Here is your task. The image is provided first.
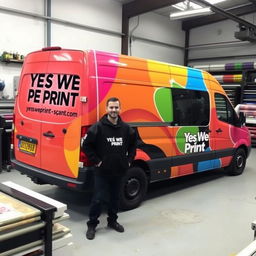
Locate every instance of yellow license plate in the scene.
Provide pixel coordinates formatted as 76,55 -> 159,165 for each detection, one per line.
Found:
19,140 -> 36,154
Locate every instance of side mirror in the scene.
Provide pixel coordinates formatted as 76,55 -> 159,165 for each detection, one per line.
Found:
239,112 -> 246,125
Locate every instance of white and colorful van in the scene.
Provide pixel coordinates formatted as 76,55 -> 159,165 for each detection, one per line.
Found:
11,47 -> 251,210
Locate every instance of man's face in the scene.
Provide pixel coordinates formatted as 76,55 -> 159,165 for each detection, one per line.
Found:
106,101 -> 120,119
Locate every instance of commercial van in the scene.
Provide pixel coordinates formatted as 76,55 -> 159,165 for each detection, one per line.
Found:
11,47 -> 251,210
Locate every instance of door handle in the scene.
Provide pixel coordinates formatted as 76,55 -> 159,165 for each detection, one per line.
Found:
43,131 -> 55,138
216,128 -> 223,133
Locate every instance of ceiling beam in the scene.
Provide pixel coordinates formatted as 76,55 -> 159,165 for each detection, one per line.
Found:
182,4 -> 256,30
248,0 -> 256,6
123,0 -> 183,18
195,0 -> 256,28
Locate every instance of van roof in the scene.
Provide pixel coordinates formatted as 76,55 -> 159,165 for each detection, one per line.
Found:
27,47 -> 207,74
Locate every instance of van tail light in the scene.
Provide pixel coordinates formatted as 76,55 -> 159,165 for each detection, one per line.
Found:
80,126 -> 93,167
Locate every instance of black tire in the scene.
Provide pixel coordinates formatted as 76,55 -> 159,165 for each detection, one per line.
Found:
225,148 -> 246,176
119,167 -> 148,210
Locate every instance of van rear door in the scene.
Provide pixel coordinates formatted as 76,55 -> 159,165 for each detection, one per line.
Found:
15,61 -> 49,169
15,48 -> 85,179
40,50 -> 84,178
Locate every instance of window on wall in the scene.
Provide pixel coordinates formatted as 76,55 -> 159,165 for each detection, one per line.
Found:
172,88 -> 210,126
215,93 -> 237,125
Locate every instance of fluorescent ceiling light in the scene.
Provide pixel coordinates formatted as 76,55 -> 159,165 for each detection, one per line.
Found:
173,0 -> 227,11
173,1 -> 201,11
206,0 -> 227,4
170,7 -> 212,20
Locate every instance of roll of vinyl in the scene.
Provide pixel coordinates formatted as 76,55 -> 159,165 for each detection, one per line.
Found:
194,62 -> 256,72
214,74 -> 242,83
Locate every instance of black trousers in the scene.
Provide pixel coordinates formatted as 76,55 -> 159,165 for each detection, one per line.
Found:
87,174 -> 122,226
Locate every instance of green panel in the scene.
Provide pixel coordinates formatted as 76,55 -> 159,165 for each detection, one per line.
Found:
234,63 -> 242,70
176,126 -> 199,153
154,88 -> 173,122
171,80 -> 185,89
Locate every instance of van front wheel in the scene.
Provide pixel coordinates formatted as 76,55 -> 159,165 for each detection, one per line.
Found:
225,148 -> 246,176
119,167 -> 148,211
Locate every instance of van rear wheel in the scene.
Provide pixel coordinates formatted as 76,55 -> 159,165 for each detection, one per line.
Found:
119,167 -> 148,210
225,148 -> 246,176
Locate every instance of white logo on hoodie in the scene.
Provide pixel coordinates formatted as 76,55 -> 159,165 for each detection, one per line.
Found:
106,137 -> 123,146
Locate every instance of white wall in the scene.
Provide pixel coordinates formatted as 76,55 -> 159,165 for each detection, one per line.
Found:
129,13 -> 185,64
188,12 -> 256,66
0,0 -> 45,99
0,0 -> 185,99
0,0 -> 123,99
51,0 -> 122,52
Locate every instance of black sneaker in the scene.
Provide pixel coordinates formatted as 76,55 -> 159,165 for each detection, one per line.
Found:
107,222 -> 124,233
86,225 -> 96,240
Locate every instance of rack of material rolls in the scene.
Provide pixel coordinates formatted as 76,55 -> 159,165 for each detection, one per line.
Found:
0,112 -> 13,172
240,69 -> 256,104
0,181 -> 73,256
236,104 -> 256,147
193,61 -> 256,107
213,74 -> 242,106
0,100 -> 15,110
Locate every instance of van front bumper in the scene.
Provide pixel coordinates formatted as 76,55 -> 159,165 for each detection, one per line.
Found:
11,155 -> 94,191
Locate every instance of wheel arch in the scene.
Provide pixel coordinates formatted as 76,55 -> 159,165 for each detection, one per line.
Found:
132,159 -> 150,181
237,144 -> 249,158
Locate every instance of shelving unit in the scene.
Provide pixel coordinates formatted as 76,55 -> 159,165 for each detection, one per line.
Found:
239,71 -> 256,146
193,62 -> 256,147
0,100 -> 14,110
193,63 -> 245,106
0,112 -> 13,172
240,70 -> 256,104
212,72 -> 242,106
0,59 -> 23,64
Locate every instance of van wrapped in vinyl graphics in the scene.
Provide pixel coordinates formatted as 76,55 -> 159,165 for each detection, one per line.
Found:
11,47 -> 251,210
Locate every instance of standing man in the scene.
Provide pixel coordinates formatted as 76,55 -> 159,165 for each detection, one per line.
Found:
82,97 -> 137,240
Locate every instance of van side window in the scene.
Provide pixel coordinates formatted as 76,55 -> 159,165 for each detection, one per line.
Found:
215,93 -> 237,125
172,88 -> 210,126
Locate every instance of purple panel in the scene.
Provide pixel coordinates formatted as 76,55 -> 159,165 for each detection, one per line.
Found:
242,62 -> 254,69
225,63 -> 234,70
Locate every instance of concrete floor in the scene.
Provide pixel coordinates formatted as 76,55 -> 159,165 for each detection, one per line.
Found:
1,149 -> 256,256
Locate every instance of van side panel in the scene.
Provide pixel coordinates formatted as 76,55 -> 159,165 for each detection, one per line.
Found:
92,52 -> 216,179
91,51 -> 250,181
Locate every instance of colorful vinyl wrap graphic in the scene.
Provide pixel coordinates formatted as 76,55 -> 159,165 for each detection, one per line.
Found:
90,51 -> 250,178
15,49 -> 251,180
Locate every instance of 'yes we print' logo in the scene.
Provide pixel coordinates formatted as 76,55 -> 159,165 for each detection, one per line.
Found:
106,137 -> 123,146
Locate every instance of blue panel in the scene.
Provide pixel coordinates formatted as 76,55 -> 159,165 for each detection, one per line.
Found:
197,147 -> 222,171
212,158 -> 221,169
197,160 -> 212,172
186,68 -> 207,91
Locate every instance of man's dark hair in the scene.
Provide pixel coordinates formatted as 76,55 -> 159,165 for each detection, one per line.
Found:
106,97 -> 120,106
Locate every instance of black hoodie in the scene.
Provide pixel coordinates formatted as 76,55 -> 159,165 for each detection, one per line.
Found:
82,114 -> 137,176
